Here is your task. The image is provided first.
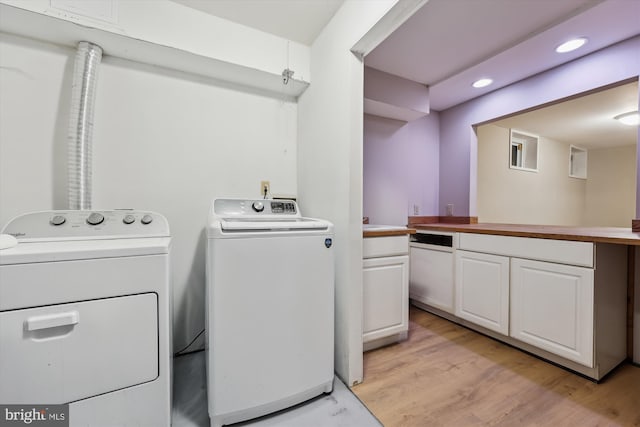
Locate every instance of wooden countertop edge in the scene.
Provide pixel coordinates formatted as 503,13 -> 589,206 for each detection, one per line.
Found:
363,228 -> 417,238
412,223 -> 640,245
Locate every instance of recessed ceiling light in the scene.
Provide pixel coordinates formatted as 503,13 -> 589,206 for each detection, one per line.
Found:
614,111 -> 640,126
555,37 -> 588,53
472,78 -> 493,88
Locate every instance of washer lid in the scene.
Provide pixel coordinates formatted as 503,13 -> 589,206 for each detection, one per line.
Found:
207,198 -> 333,237
220,217 -> 329,232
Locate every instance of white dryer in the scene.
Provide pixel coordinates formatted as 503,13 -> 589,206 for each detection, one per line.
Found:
0,210 -> 172,426
206,199 -> 335,427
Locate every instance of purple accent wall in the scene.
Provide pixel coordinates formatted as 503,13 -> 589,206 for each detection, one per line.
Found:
439,36 -> 640,217
363,112 -> 440,225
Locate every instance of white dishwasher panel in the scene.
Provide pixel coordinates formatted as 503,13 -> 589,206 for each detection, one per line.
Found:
409,245 -> 455,313
0,293 -> 158,404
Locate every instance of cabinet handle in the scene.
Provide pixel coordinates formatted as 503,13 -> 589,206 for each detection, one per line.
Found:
26,311 -> 79,331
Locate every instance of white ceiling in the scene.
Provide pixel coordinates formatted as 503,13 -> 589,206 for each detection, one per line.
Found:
170,0 -> 639,112
489,81 -> 639,149
170,0 -> 344,45
367,0 -> 597,86
365,0 -> 640,111
170,0 -> 639,147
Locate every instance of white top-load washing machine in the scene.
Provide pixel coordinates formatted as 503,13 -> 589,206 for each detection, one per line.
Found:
0,210 -> 172,426
206,199 -> 334,427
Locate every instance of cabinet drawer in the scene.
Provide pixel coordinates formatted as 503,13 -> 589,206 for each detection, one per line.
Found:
363,235 -> 409,258
458,233 -> 593,267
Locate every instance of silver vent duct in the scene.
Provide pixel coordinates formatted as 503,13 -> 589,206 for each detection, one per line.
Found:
68,41 -> 102,210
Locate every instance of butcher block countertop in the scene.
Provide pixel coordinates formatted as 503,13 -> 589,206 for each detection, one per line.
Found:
412,223 -> 640,246
363,224 -> 417,238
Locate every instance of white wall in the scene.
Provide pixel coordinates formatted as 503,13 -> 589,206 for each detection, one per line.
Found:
0,35 -> 70,219
0,0 -> 310,85
2,0 -> 421,383
584,145 -> 637,227
477,124 -> 585,225
297,0 -> 401,386
0,34 -> 297,353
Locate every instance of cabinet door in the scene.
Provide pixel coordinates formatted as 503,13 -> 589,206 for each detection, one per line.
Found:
511,258 -> 594,367
363,255 -> 409,343
409,247 -> 454,313
455,250 -> 509,335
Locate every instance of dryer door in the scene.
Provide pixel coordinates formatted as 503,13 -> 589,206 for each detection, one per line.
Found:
0,293 -> 158,404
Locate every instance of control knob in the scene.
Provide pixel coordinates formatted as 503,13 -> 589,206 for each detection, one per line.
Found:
141,214 -> 153,225
86,212 -> 105,226
252,201 -> 264,212
123,214 -> 136,225
50,215 -> 66,226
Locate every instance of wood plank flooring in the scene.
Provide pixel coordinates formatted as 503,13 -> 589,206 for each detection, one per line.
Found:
352,306 -> 640,427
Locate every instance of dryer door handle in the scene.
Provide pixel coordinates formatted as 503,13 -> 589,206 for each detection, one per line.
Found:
26,311 -> 79,331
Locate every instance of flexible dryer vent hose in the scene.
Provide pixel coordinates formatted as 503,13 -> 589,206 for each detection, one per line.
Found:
68,41 -> 102,210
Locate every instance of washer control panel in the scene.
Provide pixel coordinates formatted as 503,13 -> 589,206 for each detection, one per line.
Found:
2,210 -> 170,241
270,201 -> 296,214
214,199 -> 298,217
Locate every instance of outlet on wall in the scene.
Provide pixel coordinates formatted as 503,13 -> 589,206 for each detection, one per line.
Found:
260,180 -> 270,197
446,204 -> 454,216
413,204 -> 420,215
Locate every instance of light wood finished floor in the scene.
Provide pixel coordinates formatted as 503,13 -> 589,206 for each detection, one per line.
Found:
353,306 -> 640,427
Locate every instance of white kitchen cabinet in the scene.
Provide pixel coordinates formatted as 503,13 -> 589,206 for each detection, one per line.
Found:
362,234 -> 409,350
364,234 -> 409,258
410,231 -> 627,379
510,258 -> 594,367
444,233 -> 627,379
363,255 -> 409,343
458,232 -> 593,267
455,250 -> 510,335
